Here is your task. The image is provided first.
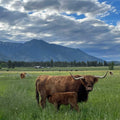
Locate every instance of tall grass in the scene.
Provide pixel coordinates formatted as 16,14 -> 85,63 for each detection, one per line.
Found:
0,70 -> 120,120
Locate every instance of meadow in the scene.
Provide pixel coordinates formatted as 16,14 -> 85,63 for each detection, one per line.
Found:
0,67 -> 120,120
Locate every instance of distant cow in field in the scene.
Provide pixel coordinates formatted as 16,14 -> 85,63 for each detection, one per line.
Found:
20,72 -> 27,79
35,71 -> 112,108
48,92 -> 79,112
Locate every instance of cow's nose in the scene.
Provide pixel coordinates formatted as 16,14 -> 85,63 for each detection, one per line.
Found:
86,87 -> 93,92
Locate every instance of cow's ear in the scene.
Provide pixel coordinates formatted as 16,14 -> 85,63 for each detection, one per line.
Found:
94,78 -> 98,83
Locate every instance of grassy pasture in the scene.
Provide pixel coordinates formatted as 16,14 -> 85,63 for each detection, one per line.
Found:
0,69 -> 120,120
0,66 -> 120,71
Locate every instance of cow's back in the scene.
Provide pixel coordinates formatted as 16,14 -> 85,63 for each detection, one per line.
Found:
36,75 -> 82,98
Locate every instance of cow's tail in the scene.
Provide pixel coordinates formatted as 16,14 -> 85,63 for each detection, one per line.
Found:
35,80 -> 39,105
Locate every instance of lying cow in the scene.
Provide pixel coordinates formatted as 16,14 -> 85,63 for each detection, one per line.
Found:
20,72 -> 27,79
48,92 -> 79,112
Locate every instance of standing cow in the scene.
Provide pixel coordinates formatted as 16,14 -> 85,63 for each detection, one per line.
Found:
35,71 -> 110,108
48,92 -> 79,112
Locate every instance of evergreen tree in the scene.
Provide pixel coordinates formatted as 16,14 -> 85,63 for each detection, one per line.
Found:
1,63 -> 8,67
7,60 -> 12,68
104,61 -> 108,66
109,62 -> 114,70
50,59 -> 54,67
12,62 -> 15,68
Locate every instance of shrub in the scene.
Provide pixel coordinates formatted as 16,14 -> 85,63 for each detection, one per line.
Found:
0,65 -> 1,69
108,62 -> 114,70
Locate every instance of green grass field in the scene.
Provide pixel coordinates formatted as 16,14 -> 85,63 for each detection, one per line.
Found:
0,68 -> 120,120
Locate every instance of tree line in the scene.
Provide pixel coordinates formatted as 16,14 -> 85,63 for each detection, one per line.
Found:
0,60 -> 110,69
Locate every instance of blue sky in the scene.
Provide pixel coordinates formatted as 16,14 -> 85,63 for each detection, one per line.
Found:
62,13 -> 86,19
98,0 -> 120,26
0,0 -> 120,61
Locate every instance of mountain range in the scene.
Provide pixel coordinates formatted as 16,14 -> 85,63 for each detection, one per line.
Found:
0,39 -> 103,62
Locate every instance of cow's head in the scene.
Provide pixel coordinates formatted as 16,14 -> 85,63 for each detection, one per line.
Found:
70,71 -> 110,92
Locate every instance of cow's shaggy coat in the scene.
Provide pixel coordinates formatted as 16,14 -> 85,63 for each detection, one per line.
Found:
48,92 -> 79,111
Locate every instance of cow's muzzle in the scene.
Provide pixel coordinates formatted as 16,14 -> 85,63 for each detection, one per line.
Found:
86,87 -> 93,92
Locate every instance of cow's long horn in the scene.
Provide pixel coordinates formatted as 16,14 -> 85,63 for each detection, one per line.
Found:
94,71 -> 108,79
70,72 -> 84,80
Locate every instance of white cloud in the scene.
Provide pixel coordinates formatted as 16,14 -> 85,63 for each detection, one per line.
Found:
0,0 -> 24,12
0,6 -> 27,25
23,0 -> 114,18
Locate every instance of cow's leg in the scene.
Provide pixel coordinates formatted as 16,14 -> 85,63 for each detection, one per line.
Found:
40,90 -> 47,108
69,99 -> 75,110
36,90 -> 39,105
71,104 -> 79,112
40,95 -> 46,108
54,102 -> 60,111
70,102 -> 80,112
57,104 -> 60,110
70,105 -> 73,110
74,104 -> 79,112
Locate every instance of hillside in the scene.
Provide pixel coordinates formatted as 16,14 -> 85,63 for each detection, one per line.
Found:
0,39 -> 103,62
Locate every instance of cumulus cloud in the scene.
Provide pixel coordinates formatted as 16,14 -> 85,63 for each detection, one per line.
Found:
0,0 -> 119,60
24,0 -> 113,17
24,0 -> 60,11
0,6 -> 27,25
